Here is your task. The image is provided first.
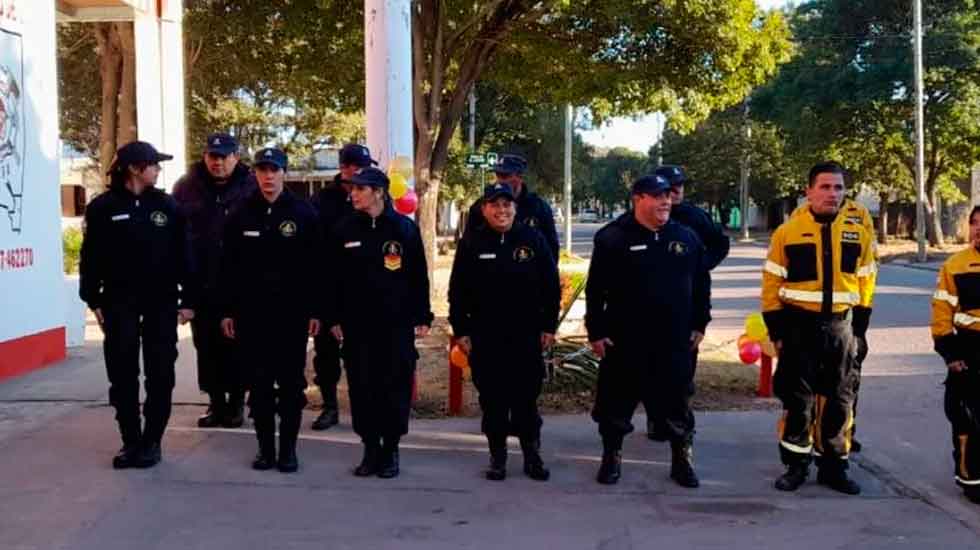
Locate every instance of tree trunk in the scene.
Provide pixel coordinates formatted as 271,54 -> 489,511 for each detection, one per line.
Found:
94,23 -> 122,184
877,191 -> 889,244
116,23 -> 137,145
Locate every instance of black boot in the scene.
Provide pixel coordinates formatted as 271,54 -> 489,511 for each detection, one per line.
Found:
198,393 -> 224,428
311,386 -> 339,431
277,414 -> 300,473
137,441 -> 162,468
486,436 -> 507,481
774,464 -> 809,491
354,439 -> 381,477
597,450 -> 622,485
377,438 -> 400,479
223,392 -> 245,429
112,420 -> 143,469
669,438 -> 699,488
252,433 -> 276,471
817,462 -> 861,495
520,437 -> 550,481
252,414 -> 277,471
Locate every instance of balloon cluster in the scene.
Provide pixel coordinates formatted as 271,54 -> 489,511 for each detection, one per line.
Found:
738,312 -> 776,364
388,155 -> 418,215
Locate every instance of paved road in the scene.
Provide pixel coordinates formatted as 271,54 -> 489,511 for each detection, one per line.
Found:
1,240 -> 978,549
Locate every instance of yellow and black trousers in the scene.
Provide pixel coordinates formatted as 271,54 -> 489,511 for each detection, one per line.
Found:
944,331 -> 980,489
774,307 -> 858,471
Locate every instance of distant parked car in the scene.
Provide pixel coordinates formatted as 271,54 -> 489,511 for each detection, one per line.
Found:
577,210 -> 600,223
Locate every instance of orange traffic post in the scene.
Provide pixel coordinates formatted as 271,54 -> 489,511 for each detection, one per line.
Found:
757,353 -> 774,398
448,337 -> 464,416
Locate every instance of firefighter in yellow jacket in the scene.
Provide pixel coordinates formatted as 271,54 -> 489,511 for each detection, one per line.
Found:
762,162 -> 875,495
791,197 -> 877,452
931,205 -> 980,504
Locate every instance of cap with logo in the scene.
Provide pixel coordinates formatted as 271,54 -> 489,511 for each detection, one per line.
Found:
108,141 -> 173,174
492,154 -> 528,176
205,132 -> 238,156
654,165 -> 689,187
631,174 -> 671,196
349,166 -> 389,189
339,143 -> 378,167
254,148 -> 288,170
483,182 -> 516,202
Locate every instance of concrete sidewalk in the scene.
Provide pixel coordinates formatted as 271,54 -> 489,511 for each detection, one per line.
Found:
0,347 -> 978,549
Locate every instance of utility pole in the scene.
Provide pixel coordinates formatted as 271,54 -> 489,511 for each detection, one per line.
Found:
468,88 -> 476,150
913,0 -> 927,262
564,104 -> 573,255
740,100 -> 751,240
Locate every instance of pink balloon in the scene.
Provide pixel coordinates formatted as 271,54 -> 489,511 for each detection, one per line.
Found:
739,341 -> 762,365
394,189 -> 418,215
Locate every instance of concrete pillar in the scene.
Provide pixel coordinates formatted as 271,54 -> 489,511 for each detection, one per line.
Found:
133,1 -> 185,190
364,0 -> 413,173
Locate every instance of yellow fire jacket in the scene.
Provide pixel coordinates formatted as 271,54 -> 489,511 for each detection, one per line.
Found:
931,246 -> 980,363
762,207 -> 876,340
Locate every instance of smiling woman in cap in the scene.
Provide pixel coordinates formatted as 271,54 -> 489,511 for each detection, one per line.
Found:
448,181 -> 560,482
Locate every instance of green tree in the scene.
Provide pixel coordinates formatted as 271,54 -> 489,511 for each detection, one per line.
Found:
754,0 -> 980,245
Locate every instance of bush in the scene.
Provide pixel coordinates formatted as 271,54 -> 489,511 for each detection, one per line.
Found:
63,227 -> 83,274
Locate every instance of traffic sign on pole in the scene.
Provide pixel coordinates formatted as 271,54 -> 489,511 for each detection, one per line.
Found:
486,152 -> 498,166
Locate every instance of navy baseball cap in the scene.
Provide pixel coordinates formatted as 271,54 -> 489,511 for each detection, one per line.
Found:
492,154 -> 527,176
654,165 -> 689,186
631,174 -> 671,196
108,141 -> 173,174
254,147 -> 288,170
349,166 -> 389,189
483,182 -> 516,202
339,143 -> 378,167
205,133 -> 238,156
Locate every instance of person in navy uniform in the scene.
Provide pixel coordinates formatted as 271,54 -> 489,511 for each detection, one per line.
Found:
585,174 -> 711,487
449,182 -> 560,481
463,154 -> 560,262
326,166 -> 433,479
309,143 -> 373,431
79,140 -> 196,469
642,164 -> 729,441
219,147 -> 322,473
173,132 -> 254,429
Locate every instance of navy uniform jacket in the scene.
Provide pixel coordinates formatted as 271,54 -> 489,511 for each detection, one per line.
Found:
311,174 -> 354,234
218,189 -> 322,320
79,185 -> 195,310
449,222 -> 560,340
671,201 -> 730,271
172,161 -> 255,302
465,185 -> 560,262
585,213 -> 711,351
326,206 -> 434,338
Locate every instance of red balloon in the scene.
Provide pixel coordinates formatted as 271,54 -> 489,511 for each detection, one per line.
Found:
394,189 -> 418,215
739,341 -> 762,365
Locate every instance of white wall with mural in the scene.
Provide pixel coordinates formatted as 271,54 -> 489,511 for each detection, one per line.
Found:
0,2 -> 65,361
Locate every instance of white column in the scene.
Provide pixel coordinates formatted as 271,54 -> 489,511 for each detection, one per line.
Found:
133,1 -> 186,191
364,0 -> 413,173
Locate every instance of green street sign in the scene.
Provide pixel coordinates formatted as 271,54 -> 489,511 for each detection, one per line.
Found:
486,152 -> 498,166
466,153 -> 486,167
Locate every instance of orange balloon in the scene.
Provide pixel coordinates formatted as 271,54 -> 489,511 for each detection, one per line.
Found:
450,345 -> 469,369
737,334 -> 754,348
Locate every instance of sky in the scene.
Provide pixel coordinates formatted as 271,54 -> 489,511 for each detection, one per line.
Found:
579,0 -> 796,154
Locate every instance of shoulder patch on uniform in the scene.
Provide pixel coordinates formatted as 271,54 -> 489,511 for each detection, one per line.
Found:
842,231 -> 860,242
524,216 -> 539,228
279,220 -> 297,237
514,246 -> 535,263
668,241 -> 688,256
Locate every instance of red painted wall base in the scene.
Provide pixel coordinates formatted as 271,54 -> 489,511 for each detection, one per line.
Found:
0,327 -> 67,382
